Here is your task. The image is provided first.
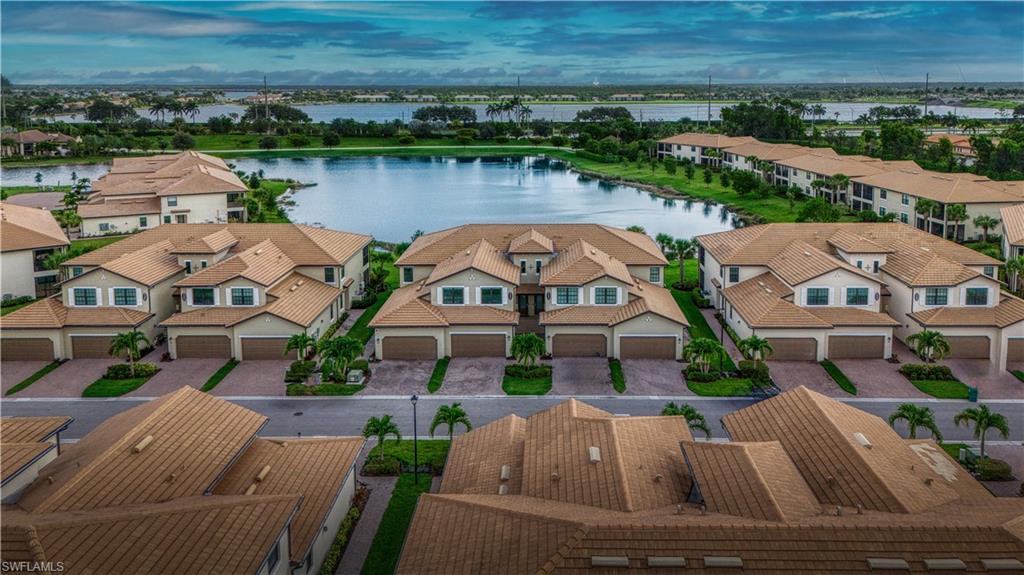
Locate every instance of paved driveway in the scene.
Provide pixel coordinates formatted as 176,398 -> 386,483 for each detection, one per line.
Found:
768,361 -> 846,396
1,362 -> 49,395
128,357 -> 226,397
621,360 -> 690,396
437,358 -> 504,395
211,360 -> 289,396
15,359 -> 118,397
947,359 -> 1024,400
829,359 -> 929,399
363,360 -> 434,395
550,358 -> 611,395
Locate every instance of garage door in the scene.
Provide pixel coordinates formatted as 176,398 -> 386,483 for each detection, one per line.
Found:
176,335 -> 232,359
71,335 -> 115,359
451,334 -> 505,357
1008,339 -> 1024,362
827,336 -> 885,359
381,336 -> 437,360
620,336 -> 676,359
241,337 -> 296,360
766,338 -> 817,361
946,336 -> 990,359
1,338 -> 54,361
552,334 -> 606,357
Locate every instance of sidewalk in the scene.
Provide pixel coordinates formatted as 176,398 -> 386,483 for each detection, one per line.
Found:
336,442 -> 396,575
700,308 -> 744,364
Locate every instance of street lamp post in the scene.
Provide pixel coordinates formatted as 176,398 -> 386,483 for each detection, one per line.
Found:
410,394 -> 419,487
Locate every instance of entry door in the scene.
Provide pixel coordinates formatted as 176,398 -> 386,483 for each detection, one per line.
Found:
517,295 -> 530,316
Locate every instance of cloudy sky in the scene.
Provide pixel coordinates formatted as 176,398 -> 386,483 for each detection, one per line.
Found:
2,1 -> 1021,86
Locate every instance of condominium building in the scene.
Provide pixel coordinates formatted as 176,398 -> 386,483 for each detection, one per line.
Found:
0,203 -> 69,299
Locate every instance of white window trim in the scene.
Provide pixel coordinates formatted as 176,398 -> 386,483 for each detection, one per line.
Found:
108,286 -> 142,308
922,287 -> 950,308
188,287 -> 219,307
228,286 -> 258,307
166,195 -> 178,207
476,286 -> 506,306
402,267 -> 414,284
324,266 -> 337,285
554,287 -> 582,306
436,286 -> 467,306
590,285 -> 622,306
841,285 -> 872,307
803,286 -> 832,306
961,286 -> 990,307
68,287 -> 101,307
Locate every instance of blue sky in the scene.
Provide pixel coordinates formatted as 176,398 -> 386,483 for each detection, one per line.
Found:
2,1 -> 1021,86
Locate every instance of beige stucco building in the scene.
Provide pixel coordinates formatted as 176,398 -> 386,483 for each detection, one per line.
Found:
0,202 -> 69,300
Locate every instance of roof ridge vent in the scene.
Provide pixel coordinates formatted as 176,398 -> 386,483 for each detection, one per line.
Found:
853,432 -> 872,449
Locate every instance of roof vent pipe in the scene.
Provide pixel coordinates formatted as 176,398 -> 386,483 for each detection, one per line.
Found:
588,446 -> 601,463
500,465 -> 511,481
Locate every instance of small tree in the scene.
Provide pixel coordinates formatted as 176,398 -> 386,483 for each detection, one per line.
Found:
674,238 -> 695,285
322,131 -> 341,147
905,329 -> 950,363
318,336 -> 363,381
61,189 -> 80,212
954,404 -> 1009,460
259,136 -> 278,150
663,156 -> 677,175
887,403 -> 942,441
55,210 -> 81,237
683,337 -> 725,374
1005,255 -> 1024,294
737,335 -> 773,365
684,163 -> 695,182
661,401 -> 711,439
429,403 -> 472,441
109,330 -> 150,377
702,168 -> 713,186
285,333 -> 316,360
510,333 -> 545,367
972,215 -> 1000,242
655,233 -> 674,254
171,131 -> 196,150
362,415 -> 401,461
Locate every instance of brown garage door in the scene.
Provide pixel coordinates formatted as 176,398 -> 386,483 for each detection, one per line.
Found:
1,338 -> 54,361
241,337 -> 296,360
451,334 -> 505,357
766,338 -> 817,361
552,334 -> 606,357
620,336 -> 676,359
381,336 -> 437,360
946,336 -> 990,359
176,335 -> 232,359
1008,339 -> 1024,362
827,336 -> 885,359
71,335 -> 115,359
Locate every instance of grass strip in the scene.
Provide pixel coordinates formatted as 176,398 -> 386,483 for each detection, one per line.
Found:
200,359 -> 238,392
428,357 -> 450,394
686,378 -> 753,397
820,360 -> 857,395
347,290 -> 390,346
909,379 -> 971,400
360,473 -> 432,575
82,376 -> 153,397
671,290 -> 736,371
502,374 -> 552,395
609,358 -> 626,393
1013,370 -> 1024,383
286,383 -> 365,396
5,360 -> 62,396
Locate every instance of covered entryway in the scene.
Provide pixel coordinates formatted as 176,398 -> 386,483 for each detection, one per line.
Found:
71,335 -> 115,359
241,337 -> 296,360
827,335 -> 885,359
1,338 -> 54,361
766,338 -> 817,361
946,336 -> 990,359
381,336 -> 437,360
620,336 -> 676,359
176,335 -> 232,359
552,334 -> 606,357
450,334 -> 505,357
1007,338 -> 1024,362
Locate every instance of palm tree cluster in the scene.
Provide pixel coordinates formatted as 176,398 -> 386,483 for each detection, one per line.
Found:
650,233 -> 696,286
683,337 -> 726,374
510,333 -> 545,367
888,402 -> 1009,461
906,329 -> 951,363
147,97 -> 201,125
484,95 -> 532,125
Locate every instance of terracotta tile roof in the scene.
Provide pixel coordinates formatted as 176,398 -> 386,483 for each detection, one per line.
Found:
854,168 -> 1024,204
295,224 -> 371,263
426,239 -> 520,286
723,141 -> 834,162
826,229 -> 893,254
398,224 -> 666,267
156,165 -> 248,196
1001,204 -> 1024,246
1,443 -> 55,485
16,387 -> 266,513
508,228 -> 555,253
438,305 -> 519,325
540,239 -> 633,286
1,417 -> 73,444
805,306 -> 900,327
541,280 -> 687,327
722,273 -> 831,329
910,293 -> 1024,328
881,242 -> 981,287
98,239 -> 182,286
657,133 -> 757,149
777,152 -> 910,178
539,305 -> 619,325
77,196 -> 162,218
176,239 -> 295,287
0,297 -> 152,329
171,228 -> 239,254
263,272 -> 341,326
214,437 -> 363,563
440,415 -> 527,495
13,130 -> 72,144
768,241 -> 878,285
369,283 -> 518,328
0,202 -> 69,252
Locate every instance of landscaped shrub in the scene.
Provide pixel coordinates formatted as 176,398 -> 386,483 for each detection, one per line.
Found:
549,135 -> 567,147
691,287 -> 711,308
103,363 -> 158,380
284,360 -> 316,383
685,367 -> 721,382
350,359 -> 371,378
397,134 -> 416,145
738,360 -> 771,386
351,293 -> 378,309
978,457 -> 1014,481
0,295 -> 34,309
609,358 -> 625,393
505,364 -> 552,379
318,506 -> 361,575
362,457 -> 402,476
899,364 -> 957,381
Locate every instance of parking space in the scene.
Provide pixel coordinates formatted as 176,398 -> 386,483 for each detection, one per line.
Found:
828,359 -> 929,398
436,358 -> 504,395
768,361 -> 846,396
15,358 -> 118,397
127,357 -> 226,397
211,360 -> 290,397
550,358 -> 611,395
621,360 -> 690,396
363,360 -> 435,395
947,359 -> 1024,400
1,361 -> 49,395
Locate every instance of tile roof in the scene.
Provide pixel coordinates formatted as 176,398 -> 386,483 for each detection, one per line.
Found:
263,272 -> 342,326
12,130 -> 74,145
723,141 -> 835,162
0,417 -> 73,444
508,228 -> 555,253
77,196 -> 162,218
767,241 -> 879,285
826,229 -> 893,254
657,133 -> 757,149
1001,204 -> 1024,246
540,239 -> 634,286
1,443 -> 55,485
170,228 -> 238,254
176,239 -> 295,287
909,293 -> 1024,328
295,224 -> 371,263
92,151 -> 245,199
804,306 -> 900,327
881,242 -> 982,286
98,239 -> 182,286
721,273 -> 831,329
0,202 -> 69,252
854,168 -> 1024,204
0,297 -> 152,330
776,152 -> 911,178
541,279 -> 687,327
159,306 -> 264,327
368,283 -> 518,328
214,437 -> 363,563
425,239 -> 520,286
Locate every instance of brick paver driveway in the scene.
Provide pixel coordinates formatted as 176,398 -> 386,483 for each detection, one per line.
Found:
1,362 -> 48,395
550,358 -> 612,395
211,360 -> 289,396
947,359 -> 1024,400
15,359 -> 118,397
621,360 -> 690,396
128,357 -> 227,397
437,358 -> 504,395
829,359 -> 929,399
363,360 -> 434,395
768,361 -> 846,396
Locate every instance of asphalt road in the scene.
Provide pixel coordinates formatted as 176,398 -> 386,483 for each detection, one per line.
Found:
3,395 -> 1021,442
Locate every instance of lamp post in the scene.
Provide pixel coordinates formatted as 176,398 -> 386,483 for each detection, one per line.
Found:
719,312 -> 725,373
410,394 -> 419,487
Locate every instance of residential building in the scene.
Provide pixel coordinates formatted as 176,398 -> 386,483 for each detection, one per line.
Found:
0,202 -> 69,299
404,94 -> 438,102
0,416 -> 72,503
453,94 -> 489,102
720,140 -> 836,182
353,93 -> 390,102
609,93 -> 645,101
371,224 -> 688,360
924,133 -> 994,165
398,388 -> 1024,574
656,133 -> 756,166
0,387 -> 363,574
0,223 -> 371,361
1001,203 -> 1024,260
78,151 -> 249,237
773,152 -> 916,204
1,130 -> 78,157
697,223 -> 1024,369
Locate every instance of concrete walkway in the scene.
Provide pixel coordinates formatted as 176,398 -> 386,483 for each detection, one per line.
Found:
336,442 -> 396,575
699,309 -> 744,364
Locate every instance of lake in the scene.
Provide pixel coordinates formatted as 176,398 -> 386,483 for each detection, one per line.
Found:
1,156 -> 738,242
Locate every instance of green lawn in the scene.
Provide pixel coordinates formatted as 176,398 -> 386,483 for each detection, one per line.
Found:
376,440 -> 451,469
347,291 -> 390,345
82,376 -> 154,397
1,299 -> 36,316
286,383 -> 365,396
668,287 -> 737,372
941,443 -> 970,461
1,185 -> 71,197
502,373 -> 553,395
609,358 -> 626,393
821,360 -> 857,395
200,359 -> 238,392
360,473 -> 432,575
428,357 -> 450,393
5,361 -> 62,396
687,378 -> 754,397
909,379 -> 971,400
70,235 -> 126,251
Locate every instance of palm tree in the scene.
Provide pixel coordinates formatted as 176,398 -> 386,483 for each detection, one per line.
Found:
674,238 -> 695,284
661,401 -> 711,439
109,330 -> 150,377
972,215 -> 1000,243
954,404 -> 1009,459
285,333 -> 316,360
318,336 -> 363,381
737,335 -> 773,365
827,174 -> 850,204
945,203 -> 968,241
184,100 -> 200,123
429,403 -> 472,441
61,188 -> 80,212
811,103 -> 827,125
1006,255 -> 1024,294
810,179 -> 827,200
887,403 -> 942,440
510,333 -> 545,367
683,337 -> 725,374
655,233 -> 674,254
915,198 -> 939,227
148,101 -> 166,125
362,414 -> 402,461
905,329 -> 950,363
485,103 -> 502,122
55,210 -> 81,237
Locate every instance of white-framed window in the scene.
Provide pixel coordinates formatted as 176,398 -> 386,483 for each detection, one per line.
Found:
880,189 -> 887,200
324,267 -> 336,284
72,266 -> 83,277
728,267 -> 739,283
163,215 -> 171,224
98,223 -> 110,232
900,212 -> 909,224
110,287 -> 140,307
592,286 -> 620,305
175,214 -> 187,224
519,260 -> 527,274
964,287 -> 989,306
535,260 -> 542,274
190,287 -> 216,306
230,286 -> 257,306
403,267 -> 413,283
139,216 -> 148,228
649,267 -> 661,283
901,193 -> 909,205
984,266 -> 995,278
184,260 -> 193,274
70,287 -> 100,307
925,287 -> 948,306
845,287 -> 869,306
440,287 -> 465,305
167,196 -> 178,207
478,286 -> 504,305
879,206 -> 887,216
555,287 -> 579,305
804,287 -> 830,306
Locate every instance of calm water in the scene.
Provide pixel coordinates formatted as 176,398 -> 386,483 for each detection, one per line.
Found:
1,156 -> 738,242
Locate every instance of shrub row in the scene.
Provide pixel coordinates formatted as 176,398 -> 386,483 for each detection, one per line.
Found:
285,360 -> 317,383
685,367 -> 721,382
505,364 -> 552,379
0,295 -> 34,308
103,363 -> 158,380
898,363 -> 957,381
351,292 -> 378,309
318,506 -> 362,575
738,360 -> 771,386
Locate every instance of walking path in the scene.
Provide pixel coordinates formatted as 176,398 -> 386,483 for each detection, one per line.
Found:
700,309 -> 744,364
337,442 -> 397,575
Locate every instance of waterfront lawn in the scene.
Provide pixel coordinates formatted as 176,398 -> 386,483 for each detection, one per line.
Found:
5,361 -> 62,396
1,185 -> 72,197
360,473 -> 432,575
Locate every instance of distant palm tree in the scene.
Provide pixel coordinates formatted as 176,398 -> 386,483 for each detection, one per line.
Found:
655,233 -> 674,254
811,103 -> 827,125
285,333 -> 316,360
184,100 -> 200,123
673,238 -> 695,284
915,198 -> 939,224
905,329 -> 950,363
109,330 -> 150,377
485,103 -> 502,122
148,101 -> 166,125
954,404 -> 1009,459
683,337 -> 725,374
945,203 -> 968,241
972,215 -> 1000,243
55,210 -> 81,237
737,335 -> 773,365
827,173 -> 850,204
61,189 -> 80,212
888,403 -> 942,440
429,403 -> 472,441
362,415 -> 401,461
661,402 -> 711,439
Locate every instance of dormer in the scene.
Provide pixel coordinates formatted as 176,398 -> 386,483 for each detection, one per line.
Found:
171,229 -> 240,274
826,230 -> 892,275
423,239 -> 519,308
508,229 -> 556,284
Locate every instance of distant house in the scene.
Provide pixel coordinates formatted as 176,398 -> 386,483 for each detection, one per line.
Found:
925,133 -> 996,166
353,93 -> 390,102
0,202 -> 69,299
453,94 -> 489,102
609,94 -> 645,101
405,94 -> 438,102
1,130 -> 78,157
